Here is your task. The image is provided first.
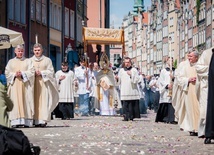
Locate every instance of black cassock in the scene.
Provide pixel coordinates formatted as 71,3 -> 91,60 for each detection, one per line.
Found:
205,51 -> 214,138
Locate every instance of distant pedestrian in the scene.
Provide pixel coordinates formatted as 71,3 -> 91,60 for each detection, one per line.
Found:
75,58 -> 91,116
138,73 -> 147,114
155,57 -> 176,124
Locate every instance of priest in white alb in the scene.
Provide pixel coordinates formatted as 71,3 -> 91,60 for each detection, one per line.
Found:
30,43 -> 59,127
195,47 -> 213,138
5,45 -> 35,127
177,49 -> 200,136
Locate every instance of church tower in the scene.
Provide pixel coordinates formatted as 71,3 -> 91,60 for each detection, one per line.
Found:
133,0 -> 145,14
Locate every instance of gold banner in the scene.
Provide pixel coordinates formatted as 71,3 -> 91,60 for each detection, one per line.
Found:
83,27 -> 124,44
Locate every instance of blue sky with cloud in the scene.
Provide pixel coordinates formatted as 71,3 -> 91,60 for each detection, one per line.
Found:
110,0 -> 151,28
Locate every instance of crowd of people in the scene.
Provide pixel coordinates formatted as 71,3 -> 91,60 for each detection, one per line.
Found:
1,44 -> 214,145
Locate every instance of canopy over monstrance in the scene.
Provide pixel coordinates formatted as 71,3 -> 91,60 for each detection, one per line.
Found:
82,27 -> 125,55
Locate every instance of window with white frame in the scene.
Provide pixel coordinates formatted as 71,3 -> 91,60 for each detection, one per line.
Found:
163,26 -> 168,37
65,8 -> 69,36
193,16 -> 196,27
8,0 -> 14,20
193,34 -> 195,47
169,17 -> 174,27
154,50 -> 156,62
185,42 -> 188,53
171,33 -> 175,43
188,29 -> 192,39
193,0 -> 196,7
53,4 -> 57,28
213,5 -> 214,20
150,32 -> 153,42
196,32 -> 198,46
160,49 -> 163,61
150,49 -> 153,61
206,37 -> 211,49
58,6 -> 62,30
77,15 -> 82,42
42,0 -> 47,25
154,33 -> 156,44
50,3 -> 61,30
15,0 -> 21,22
198,30 -> 201,44
163,11 -> 167,20
20,0 -> 26,24
182,31 -> 184,41
147,54 -> 150,63
185,25 -> 188,34
203,29 -> 205,43
8,0 -> 26,24
70,10 -> 74,39
163,43 -> 168,56
213,29 -> 214,46
203,8 -> 206,19
150,67 -> 153,75
36,0 -> 41,22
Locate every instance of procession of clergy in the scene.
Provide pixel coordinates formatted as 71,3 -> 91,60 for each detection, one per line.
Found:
1,43 -> 214,144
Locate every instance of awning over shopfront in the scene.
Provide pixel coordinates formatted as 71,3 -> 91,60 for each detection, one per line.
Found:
0,26 -> 24,49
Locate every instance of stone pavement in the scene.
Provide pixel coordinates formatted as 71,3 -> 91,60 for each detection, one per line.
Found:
20,111 -> 214,155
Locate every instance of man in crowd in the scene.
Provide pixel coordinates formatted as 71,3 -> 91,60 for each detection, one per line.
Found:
31,43 -> 59,127
75,58 -> 91,116
177,49 -> 200,136
88,62 -> 96,115
138,73 -> 146,115
116,57 -> 140,121
149,76 -> 159,113
144,75 -> 152,110
172,55 -> 187,125
55,62 -> 78,119
5,45 -> 35,127
155,57 -> 175,124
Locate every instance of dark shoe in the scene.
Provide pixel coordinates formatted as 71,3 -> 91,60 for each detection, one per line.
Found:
122,118 -> 128,121
189,132 -> 198,136
40,123 -> 47,127
35,123 -> 47,127
169,121 -> 178,124
204,138 -> 212,144
198,135 -> 205,138
30,143 -> 41,155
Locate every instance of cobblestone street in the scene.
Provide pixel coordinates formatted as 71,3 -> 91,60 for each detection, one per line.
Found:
20,111 -> 214,155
